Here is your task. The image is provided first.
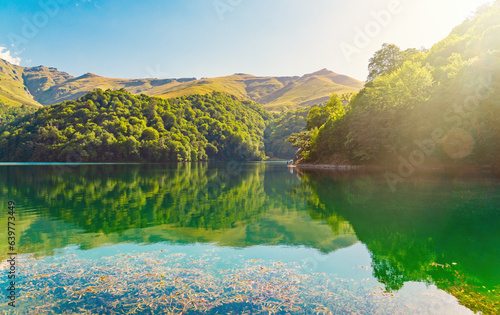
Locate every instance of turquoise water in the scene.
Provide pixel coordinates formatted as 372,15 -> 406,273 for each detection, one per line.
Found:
0,162 -> 499,314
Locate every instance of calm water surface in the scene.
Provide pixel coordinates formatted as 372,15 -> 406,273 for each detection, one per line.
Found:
0,162 -> 499,314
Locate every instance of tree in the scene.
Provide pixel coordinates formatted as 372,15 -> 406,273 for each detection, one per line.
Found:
141,127 -> 160,141
144,99 -> 158,120
306,94 -> 345,130
367,44 -> 403,82
367,43 -> 422,82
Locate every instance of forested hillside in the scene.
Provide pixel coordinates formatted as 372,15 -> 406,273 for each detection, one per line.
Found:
264,107 -> 310,159
290,1 -> 500,168
0,89 -> 271,162
0,105 -> 37,124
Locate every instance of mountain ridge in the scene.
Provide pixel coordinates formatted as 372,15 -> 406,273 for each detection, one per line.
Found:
0,58 -> 363,111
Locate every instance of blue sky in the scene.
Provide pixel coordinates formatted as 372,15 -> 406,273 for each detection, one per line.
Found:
0,0 -> 492,81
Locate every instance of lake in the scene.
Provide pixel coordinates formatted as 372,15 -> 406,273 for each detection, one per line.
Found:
1,162 -> 499,314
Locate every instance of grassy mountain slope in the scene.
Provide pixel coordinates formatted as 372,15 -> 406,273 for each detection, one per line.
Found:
258,69 -> 363,111
153,74 -> 250,100
30,73 -> 193,105
0,59 -> 42,107
22,65 -> 74,102
0,58 -> 363,111
156,70 -> 363,111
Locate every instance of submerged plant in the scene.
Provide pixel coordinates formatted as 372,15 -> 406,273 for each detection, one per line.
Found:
2,249 -> 473,314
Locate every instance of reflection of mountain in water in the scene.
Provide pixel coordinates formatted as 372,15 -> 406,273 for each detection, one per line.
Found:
295,169 -> 500,314
0,163 -> 357,255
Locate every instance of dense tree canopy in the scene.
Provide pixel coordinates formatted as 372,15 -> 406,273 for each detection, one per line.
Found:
0,89 -> 271,162
264,107 -> 310,159
367,43 -> 423,82
287,94 -> 348,162
0,103 -> 37,125
291,1 -> 500,167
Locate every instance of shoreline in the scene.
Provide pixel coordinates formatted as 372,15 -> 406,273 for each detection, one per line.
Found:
288,163 -> 499,173
287,164 -> 363,170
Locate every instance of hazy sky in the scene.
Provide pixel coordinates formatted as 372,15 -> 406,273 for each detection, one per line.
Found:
0,0 -> 492,81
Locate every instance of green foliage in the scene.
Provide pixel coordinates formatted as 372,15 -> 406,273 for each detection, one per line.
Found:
264,107 -> 310,159
141,127 -> 159,141
367,43 -> 423,82
286,130 -> 313,161
288,93 -> 348,163
0,89 -> 270,162
305,95 -> 342,131
293,1 -> 500,166
0,103 -> 37,124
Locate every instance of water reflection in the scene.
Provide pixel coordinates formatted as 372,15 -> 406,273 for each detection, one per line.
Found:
293,168 -> 500,313
0,163 -> 498,313
0,163 -> 357,255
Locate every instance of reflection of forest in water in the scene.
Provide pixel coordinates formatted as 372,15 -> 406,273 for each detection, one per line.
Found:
0,163 -> 356,254
294,168 -> 500,314
0,163 -> 499,313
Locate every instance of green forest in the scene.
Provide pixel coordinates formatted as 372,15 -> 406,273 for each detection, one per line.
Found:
264,107 -> 310,159
0,87 -> 311,162
0,103 -> 37,124
289,2 -> 500,168
0,90 -> 272,162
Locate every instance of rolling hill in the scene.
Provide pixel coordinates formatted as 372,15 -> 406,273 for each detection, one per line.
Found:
0,58 -> 363,111
152,69 -> 363,111
0,59 -> 42,107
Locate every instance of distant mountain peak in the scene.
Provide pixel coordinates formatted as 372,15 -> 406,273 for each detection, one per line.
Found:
308,68 -> 337,76
79,72 -> 100,79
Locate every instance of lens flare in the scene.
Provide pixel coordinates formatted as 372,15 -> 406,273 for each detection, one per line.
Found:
442,128 -> 475,159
